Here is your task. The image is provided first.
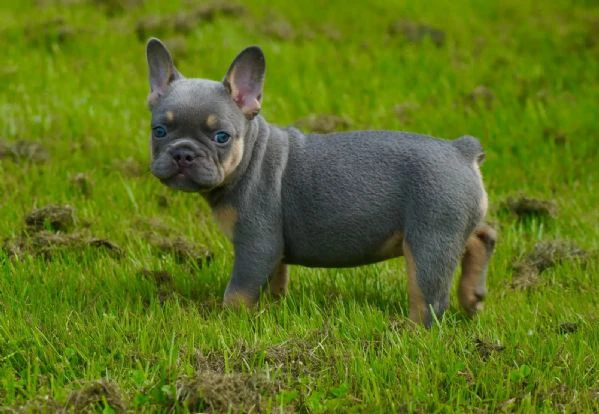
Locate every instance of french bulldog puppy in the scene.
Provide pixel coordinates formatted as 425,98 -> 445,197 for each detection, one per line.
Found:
145,38 -> 496,327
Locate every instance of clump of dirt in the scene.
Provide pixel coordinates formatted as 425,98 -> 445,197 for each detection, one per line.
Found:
162,35 -> 189,57
466,85 -> 495,109
388,20 -> 446,47
543,127 -> 568,146
7,395 -> 63,413
115,157 -> 145,177
393,102 -> 420,124
512,240 -> 590,289
294,114 -> 352,133
175,371 -> 280,413
135,217 -> 213,266
557,322 -> 578,334
147,233 -> 213,267
136,2 -> 246,40
193,349 -> 227,373
263,337 -> 325,377
138,269 -> 173,286
0,139 -> 49,163
156,194 -> 169,208
25,204 -> 75,232
261,16 -> 296,41
133,217 -> 172,235
503,195 -> 558,219
321,25 -> 342,42
92,0 -> 142,16
474,337 -> 505,360
3,205 -> 122,259
64,379 -> 126,413
4,231 -> 122,259
70,173 -> 93,197
24,17 -> 78,45
137,269 -> 177,303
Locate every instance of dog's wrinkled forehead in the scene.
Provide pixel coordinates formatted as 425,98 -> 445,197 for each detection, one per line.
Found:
151,79 -> 237,122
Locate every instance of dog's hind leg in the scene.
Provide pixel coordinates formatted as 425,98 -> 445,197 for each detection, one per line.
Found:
458,224 -> 497,315
268,261 -> 289,299
403,234 -> 463,327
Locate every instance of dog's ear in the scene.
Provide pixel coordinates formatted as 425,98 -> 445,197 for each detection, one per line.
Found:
223,46 -> 265,119
146,38 -> 183,104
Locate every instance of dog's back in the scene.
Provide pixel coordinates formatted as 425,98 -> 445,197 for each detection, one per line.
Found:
280,130 -> 485,267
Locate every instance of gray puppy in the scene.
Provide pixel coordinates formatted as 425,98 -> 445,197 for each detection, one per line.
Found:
145,38 -> 496,327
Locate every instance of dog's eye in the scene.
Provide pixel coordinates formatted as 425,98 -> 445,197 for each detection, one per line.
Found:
153,125 -> 167,138
213,130 -> 231,145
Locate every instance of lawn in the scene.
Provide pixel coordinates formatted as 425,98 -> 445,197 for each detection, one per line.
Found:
0,0 -> 598,412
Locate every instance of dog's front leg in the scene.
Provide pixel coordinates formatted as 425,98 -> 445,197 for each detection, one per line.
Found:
222,238 -> 283,308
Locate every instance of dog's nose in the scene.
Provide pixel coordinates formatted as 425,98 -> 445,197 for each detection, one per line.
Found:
170,147 -> 197,168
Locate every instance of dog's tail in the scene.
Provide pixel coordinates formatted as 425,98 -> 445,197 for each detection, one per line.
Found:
453,135 -> 485,165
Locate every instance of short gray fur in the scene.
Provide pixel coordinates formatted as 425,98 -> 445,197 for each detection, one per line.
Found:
145,38 -> 495,327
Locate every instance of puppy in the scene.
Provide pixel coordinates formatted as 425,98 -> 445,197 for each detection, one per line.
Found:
145,38 -> 496,327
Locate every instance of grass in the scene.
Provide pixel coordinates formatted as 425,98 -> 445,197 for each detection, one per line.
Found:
0,0 -> 598,412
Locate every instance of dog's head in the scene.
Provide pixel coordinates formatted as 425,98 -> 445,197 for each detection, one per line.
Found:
145,38 -> 265,192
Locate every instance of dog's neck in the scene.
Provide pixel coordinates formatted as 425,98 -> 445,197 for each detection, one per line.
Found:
202,115 -> 285,208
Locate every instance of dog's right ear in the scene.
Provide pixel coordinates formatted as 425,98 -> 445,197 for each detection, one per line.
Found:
146,38 -> 183,104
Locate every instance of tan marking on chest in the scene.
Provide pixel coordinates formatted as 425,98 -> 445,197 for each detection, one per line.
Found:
473,162 -> 488,217
222,137 -> 244,177
376,231 -> 404,259
213,205 -> 237,240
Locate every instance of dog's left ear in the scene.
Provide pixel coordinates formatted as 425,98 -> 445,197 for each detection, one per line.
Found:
223,46 -> 265,119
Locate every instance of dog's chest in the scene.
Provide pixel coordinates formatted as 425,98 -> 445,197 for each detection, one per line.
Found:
212,205 -> 237,240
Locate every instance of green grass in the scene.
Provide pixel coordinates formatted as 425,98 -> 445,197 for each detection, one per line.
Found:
1,0 -> 598,412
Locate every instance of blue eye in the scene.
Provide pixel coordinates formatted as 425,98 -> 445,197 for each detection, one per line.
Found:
213,130 -> 231,144
153,125 -> 167,138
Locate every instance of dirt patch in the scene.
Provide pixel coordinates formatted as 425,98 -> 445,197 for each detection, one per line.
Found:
24,17 -> 78,46
147,234 -> 212,267
133,217 -> 173,235
543,127 -> 568,146
557,322 -> 578,334
135,217 -> 213,266
3,205 -> 121,259
0,139 -> 49,163
64,379 -> 126,413
388,20 -> 446,47
503,195 -> 558,219
321,25 -> 342,42
512,240 -> 589,288
162,35 -> 189,57
136,3 -> 246,40
91,0 -> 142,16
474,337 -> 505,360
138,269 -> 173,286
156,194 -> 169,208
25,204 -> 75,232
294,114 -> 352,134
115,157 -> 145,177
70,173 -> 93,197
3,231 -> 122,259
193,349 -> 227,373
466,85 -> 495,109
6,395 -> 63,413
393,102 -> 420,124
175,370 -> 280,413
261,15 -> 296,41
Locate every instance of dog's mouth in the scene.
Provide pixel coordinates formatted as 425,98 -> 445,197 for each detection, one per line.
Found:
161,172 -> 203,192
151,152 -> 223,192
154,166 -> 221,192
